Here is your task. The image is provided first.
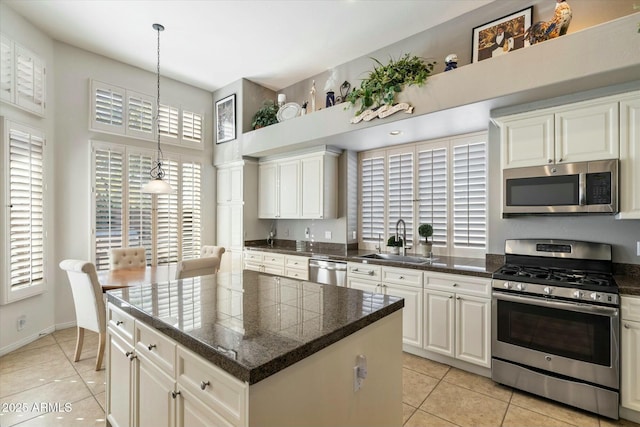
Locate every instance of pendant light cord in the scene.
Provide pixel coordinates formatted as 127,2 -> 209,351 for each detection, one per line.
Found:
151,23 -> 165,180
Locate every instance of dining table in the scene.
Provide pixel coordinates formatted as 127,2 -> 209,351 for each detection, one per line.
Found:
98,264 -> 177,291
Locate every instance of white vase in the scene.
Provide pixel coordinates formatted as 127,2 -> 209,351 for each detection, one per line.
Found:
418,241 -> 432,257
388,246 -> 399,255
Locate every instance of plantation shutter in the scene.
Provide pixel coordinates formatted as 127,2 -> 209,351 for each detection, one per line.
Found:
417,146 -> 448,246
93,146 -> 124,271
159,104 -> 179,139
127,92 -> 154,139
15,45 -> 45,115
181,161 -> 202,260
156,159 -> 179,265
127,153 -> 154,265
360,156 -> 385,242
388,151 -> 414,245
182,110 -> 203,143
7,124 -> 45,299
453,140 -> 487,248
92,81 -> 125,132
1,35 -> 12,103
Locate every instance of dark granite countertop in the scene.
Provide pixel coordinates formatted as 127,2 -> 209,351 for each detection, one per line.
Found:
244,245 -> 502,278
106,270 -> 403,385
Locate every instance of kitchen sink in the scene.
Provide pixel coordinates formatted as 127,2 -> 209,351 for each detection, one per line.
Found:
358,253 -> 438,265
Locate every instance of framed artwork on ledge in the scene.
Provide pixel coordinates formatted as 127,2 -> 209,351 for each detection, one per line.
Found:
472,6 -> 532,63
216,94 -> 236,144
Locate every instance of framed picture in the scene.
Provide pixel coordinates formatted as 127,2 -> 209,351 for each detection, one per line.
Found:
215,94 -> 236,144
472,6 -> 532,63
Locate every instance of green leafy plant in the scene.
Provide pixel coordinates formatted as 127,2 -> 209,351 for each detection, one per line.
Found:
418,224 -> 433,243
251,100 -> 279,130
387,235 -> 404,247
346,53 -> 435,115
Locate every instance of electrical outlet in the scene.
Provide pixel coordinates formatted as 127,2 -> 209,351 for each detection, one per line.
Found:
17,315 -> 26,331
637,241 -> 640,256
354,354 -> 367,392
352,231 -> 357,239
325,231 -> 332,239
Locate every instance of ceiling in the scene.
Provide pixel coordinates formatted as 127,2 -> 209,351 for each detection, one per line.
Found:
5,0 -> 495,92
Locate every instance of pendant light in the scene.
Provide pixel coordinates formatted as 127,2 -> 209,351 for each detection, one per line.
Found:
142,23 -> 173,194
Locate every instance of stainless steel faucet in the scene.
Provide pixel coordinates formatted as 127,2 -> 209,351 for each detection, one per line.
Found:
396,219 -> 407,256
375,233 -> 382,253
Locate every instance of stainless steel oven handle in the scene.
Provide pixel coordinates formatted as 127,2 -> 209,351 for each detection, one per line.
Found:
579,172 -> 586,206
492,291 -> 619,317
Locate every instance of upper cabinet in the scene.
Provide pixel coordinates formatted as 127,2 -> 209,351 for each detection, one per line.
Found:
1,35 -> 46,117
258,149 -> 339,220
498,97 -> 619,169
618,95 -> 640,219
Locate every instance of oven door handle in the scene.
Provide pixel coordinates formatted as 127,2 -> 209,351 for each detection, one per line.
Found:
492,291 -> 619,317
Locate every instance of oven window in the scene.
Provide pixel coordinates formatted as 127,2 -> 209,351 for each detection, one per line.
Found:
496,300 -> 611,366
506,175 -> 579,206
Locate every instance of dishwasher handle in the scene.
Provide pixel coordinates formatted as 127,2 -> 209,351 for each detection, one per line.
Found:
309,259 -> 347,270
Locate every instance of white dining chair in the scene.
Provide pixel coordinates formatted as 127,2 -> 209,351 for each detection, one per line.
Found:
175,256 -> 221,280
59,259 -> 106,371
109,247 -> 147,270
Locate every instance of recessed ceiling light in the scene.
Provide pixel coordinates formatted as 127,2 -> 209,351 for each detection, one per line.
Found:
389,130 -> 402,136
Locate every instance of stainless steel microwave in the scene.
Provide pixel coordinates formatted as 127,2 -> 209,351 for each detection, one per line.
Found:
503,159 -> 618,216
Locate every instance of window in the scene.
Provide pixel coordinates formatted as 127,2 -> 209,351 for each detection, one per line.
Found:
1,34 -> 46,116
90,79 -> 204,149
92,142 -> 202,270
2,121 -> 46,304
358,132 -> 487,257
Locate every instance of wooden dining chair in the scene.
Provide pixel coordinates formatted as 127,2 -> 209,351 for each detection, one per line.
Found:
175,256 -> 221,280
59,259 -> 106,371
109,247 -> 147,270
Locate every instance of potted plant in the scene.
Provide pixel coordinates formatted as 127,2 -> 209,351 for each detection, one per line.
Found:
345,53 -> 435,115
386,235 -> 404,255
418,223 -> 433,257
251,100 -> 279,130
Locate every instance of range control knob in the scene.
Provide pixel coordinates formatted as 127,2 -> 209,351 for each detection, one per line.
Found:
503,282 -> 513,290
516,283 -> 527,291
590,292 -> 601,301
573,291 -> 584,299
543,287 -> 552,295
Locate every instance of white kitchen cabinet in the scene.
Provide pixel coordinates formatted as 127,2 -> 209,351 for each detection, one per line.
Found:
284,254 -> 309,280
258,149 -> 339,219
136,352 -> 176,427
621,295 -> 640,414
617,95 -> 640,219
242,249 -> 284,276
107,328 -> 135,427
216,166 -> 243,204
498,96 -> 620,169
423,272 -> 491,368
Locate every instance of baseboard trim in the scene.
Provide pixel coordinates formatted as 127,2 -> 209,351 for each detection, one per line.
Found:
0,325 -> 56,357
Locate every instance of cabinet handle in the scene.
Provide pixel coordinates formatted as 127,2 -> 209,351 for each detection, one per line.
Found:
125,351 -> 136,360
448,296 -> 453,299
399,276 -> 404,280
171,390 -> 181,399
116,320 -> 124,326
456,296 -> 461,300
200,380 -> 210,390
558,158 -> 563,162
548,159 -> 553,164
624,323 -> 631,329
147,344 -> 156,351
452,283 -> 458,287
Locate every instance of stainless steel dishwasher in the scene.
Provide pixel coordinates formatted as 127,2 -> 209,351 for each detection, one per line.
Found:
308,257 -> 347,286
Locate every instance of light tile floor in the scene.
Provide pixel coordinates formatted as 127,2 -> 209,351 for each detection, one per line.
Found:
1,330 -> 639,427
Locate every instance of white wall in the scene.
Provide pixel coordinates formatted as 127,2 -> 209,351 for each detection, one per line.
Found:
0,1 -> 216,353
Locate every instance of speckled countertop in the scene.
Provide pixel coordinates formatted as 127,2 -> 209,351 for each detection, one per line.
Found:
106,270 -> 403,384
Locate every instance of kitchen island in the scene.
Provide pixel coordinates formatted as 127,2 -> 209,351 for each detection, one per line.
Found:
105,270 -> 404,427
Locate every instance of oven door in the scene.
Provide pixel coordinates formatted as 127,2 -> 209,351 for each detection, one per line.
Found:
492,291 -> 619,389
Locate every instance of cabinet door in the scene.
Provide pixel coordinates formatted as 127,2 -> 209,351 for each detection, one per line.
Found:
423,290 -> 454,357
618,97 -> 640,219
621,320 -> 640,411
258,163 -> 278,218
348,278 -> 378,294
230,204 -> 244,251
136,353 -> 176,427
278,160 -> 300,218
455,295 -> 490,367
385,283 -> 422,348
177,388 -> 235,427
555,101 -> 619,163
501,114 -> 555,168
216,205 -> 231,249
217,168 -> 231,203
229,166 -> 244,203
301,155 -> 323,218
106,332 -> 133,427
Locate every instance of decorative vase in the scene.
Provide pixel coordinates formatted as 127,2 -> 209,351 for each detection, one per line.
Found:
326,91 -> 335,107
388,246 -> 399,255
419,241 -> 432,257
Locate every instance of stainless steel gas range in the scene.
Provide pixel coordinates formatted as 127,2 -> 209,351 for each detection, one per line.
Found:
491,239 -> 620,419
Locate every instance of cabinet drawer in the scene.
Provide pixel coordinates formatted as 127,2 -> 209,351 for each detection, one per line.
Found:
177,346 -> 247,426
284,267 -> 309,281
622,295 -> 640,322
135,320 -> 176,377
285,255 -> 308,269
262,253 -> 285,266
243,251 -> 262,263
347,262 -> 382,280
382,266 -> 423,288
108,303 -> 135,344
424,272 -> 491,297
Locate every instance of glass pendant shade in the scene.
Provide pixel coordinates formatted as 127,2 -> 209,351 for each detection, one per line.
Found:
142,177 -> 173,194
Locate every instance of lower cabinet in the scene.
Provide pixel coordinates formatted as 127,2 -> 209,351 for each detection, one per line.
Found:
107,302 -> 248,427
242,249 -> 285,276
621,295 -> 640,414
423,272 -> 491,368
